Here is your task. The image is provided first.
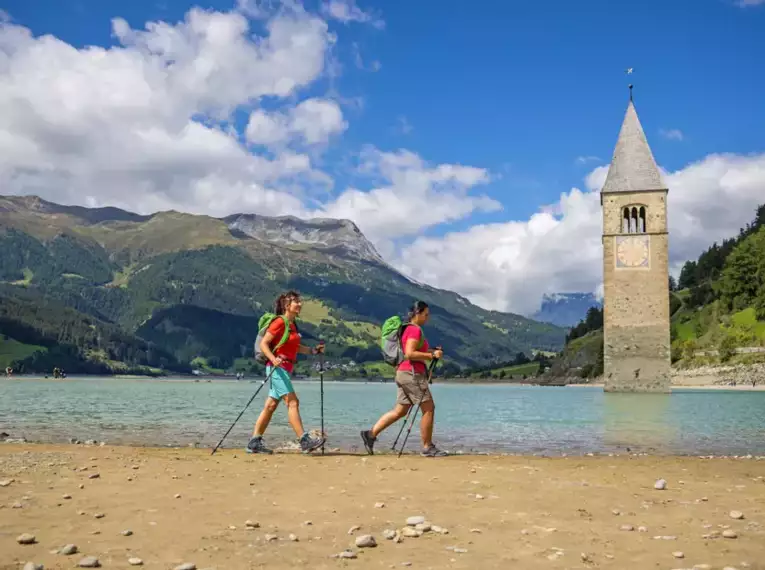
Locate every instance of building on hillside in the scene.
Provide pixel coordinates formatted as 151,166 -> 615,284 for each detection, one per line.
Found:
600,87 -> 671,393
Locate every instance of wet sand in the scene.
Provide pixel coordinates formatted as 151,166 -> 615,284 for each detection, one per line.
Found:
2,444 -> 764,569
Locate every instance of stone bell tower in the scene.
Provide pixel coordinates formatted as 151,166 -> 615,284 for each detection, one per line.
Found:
601,88 -> 671,393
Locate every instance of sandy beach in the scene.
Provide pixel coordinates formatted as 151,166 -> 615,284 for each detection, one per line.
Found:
2,444 -> 764,570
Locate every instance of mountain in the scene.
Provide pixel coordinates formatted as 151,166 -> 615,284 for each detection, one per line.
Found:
532,293 -> 602,328
0,194 -> 566,375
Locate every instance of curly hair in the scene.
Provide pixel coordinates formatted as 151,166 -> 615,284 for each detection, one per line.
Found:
274,290 -> 301,315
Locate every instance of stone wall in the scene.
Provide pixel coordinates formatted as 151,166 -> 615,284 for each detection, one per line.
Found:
602,190 -> 671,392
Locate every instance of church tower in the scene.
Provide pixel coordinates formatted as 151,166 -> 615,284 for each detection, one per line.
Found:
601,89 -> 671,393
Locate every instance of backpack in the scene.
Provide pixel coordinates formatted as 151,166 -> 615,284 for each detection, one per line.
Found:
253,313 -> 296,364
380,316 -> 423,367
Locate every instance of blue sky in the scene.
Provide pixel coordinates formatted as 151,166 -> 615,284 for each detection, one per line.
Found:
1,0 -> 764,313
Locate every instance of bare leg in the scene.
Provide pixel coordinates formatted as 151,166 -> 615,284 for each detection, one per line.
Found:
370,404 -> 410,437
282,392 -> 305,438
252,397 -> 279,437
419,400 -> 435,448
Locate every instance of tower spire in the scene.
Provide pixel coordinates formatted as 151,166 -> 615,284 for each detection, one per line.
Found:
600,97 -> 666,194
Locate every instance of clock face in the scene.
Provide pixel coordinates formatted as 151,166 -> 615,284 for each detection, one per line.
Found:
615,235 -> 649,268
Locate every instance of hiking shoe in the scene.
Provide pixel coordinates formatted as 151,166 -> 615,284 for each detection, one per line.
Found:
245,436 -> 273,455
421,444 -> 448,457
360,430 -> 376,455
299,432 -> 326,453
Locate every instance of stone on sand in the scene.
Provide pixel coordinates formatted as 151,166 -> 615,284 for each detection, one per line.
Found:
17,533 -> 36,544
406,516 -> 425,526
77,557 -> 100,568
128,558 -> 143,566
355,534 -> 377,548
654,479 -> 667,490
61,544 -> 78,555
23,564 -> 43,570
729,510 -> 744,519
174,564 -> 196,570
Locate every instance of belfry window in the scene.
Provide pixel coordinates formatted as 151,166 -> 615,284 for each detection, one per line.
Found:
622,206 -> 647,234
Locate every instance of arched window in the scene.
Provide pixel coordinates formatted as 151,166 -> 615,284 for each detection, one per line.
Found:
621,205 -> 648,234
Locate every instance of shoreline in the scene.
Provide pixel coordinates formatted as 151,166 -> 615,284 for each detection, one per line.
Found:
2,443 -> 763,569
4,374 -> 765,390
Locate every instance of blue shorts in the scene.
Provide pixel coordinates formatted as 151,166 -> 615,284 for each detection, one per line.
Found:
266,366 -> 296,400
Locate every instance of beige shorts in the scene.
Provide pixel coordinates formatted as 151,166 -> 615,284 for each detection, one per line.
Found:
395,370 -> 432,406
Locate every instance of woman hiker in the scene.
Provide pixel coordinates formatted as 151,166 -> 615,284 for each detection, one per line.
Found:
246,290 -> 326,455
360,301 -> 448,457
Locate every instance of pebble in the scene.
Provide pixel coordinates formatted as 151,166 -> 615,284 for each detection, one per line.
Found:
374,502 -> 385,508
383,529 -> 396,540
17,533 -> 36,544
88,473 -> 100,479
61,544 -> 78,555
620,524 -> 635,531
611,509 -> 621,515
174,564 -> 196,570
94,513 -> 105,519
336,550 -> 357,559
402,527 -> 422,538
245,520 -> 260,529
63,494 -> 72,500
78,484 -> 84,489
406,516 -> 425,526
673,552 -> 684,559
415,523 -> 431,532
122,530 -> 133,536
401,563 -> 412,567
356,535 -> 377,548
289,534 -> 298,542
77,557 -> 100,568
723,529 -> 738,538
23,564 -> 43,570
264,534 -> 277,541
453,548 -> 468,554
655,479 -> 667,490
128,558 -> 143,566
0,479 -> 12,487
348,525 -> 361,534
730,510 -> 745,520
12,502 -> 23,508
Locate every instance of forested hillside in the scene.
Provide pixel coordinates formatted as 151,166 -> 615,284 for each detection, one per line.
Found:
0,195 -> 565,375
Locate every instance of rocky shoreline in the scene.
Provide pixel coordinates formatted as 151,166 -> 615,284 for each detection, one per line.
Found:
671,363 -> 765,387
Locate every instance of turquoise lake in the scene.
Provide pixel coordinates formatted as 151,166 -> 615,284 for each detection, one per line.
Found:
1,377 -> 764,456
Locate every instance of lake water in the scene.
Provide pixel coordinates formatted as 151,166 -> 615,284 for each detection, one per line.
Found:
1,376 -> 765,456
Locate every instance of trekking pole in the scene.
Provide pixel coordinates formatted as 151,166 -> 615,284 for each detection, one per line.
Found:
210,365 -> 277,455
318,341 -> 325,456
391,356 -> 436,451
396,352 -> 440,458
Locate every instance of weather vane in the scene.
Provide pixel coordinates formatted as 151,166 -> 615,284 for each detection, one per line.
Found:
625,67 -> 634,101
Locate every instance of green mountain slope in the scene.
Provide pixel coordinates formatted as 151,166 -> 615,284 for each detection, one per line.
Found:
0,195 -> 566,374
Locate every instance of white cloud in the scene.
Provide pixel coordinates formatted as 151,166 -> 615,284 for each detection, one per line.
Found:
394,153 -> 765,316
320,147 -> 500,245
246,98 -> 348,147
575,155 -> 600,165
0,6 -> 333,218
320,0 -> 384,28
660,128 -> 684,141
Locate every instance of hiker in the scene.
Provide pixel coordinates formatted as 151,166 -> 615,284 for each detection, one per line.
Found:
361,301 -> 448,457
246,290 -> 326,455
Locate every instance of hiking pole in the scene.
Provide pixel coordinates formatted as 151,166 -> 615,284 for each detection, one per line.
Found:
318,341 -> 325,456
210,365 -> 277,455
396,353 -> 439,458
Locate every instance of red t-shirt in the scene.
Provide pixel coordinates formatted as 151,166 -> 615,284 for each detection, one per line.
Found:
397,325 -> 430,375
267,317 -> 301,373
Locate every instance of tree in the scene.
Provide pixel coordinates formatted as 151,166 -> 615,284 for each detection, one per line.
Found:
668,275 -> 677,292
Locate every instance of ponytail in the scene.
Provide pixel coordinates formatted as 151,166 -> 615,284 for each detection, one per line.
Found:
406,300 -> 429,322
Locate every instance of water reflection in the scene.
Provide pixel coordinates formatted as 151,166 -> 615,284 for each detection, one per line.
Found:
602,393 -> 674,453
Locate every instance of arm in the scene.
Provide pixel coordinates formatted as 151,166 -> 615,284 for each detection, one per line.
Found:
404,337 -> 435,362
298,340 -> 325,355
259,331 -> 283,367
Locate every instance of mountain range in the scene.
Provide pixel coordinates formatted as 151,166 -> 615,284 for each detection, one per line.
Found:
532,293 -> 602,328
0,195 -> 566,376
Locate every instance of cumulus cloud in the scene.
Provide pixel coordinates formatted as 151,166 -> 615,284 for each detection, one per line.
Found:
395,153 -> 765,315
246,98 -> 348,148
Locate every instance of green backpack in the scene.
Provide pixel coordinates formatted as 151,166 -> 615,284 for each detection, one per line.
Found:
380,315 -> 423,367
253,313 -> 294,364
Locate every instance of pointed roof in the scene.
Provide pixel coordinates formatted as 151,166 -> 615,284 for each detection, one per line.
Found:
600,99 -> 667,194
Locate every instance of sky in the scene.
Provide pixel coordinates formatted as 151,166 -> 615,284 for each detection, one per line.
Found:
1,0 -> 764,316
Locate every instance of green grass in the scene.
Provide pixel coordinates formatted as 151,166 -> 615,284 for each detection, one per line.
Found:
482,321 -> 509,334
190,356 -> 225,375
470,361 -> 540,379
0,335 -> 46,369
9,268 -> 34,286
731,308 -> 765,340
